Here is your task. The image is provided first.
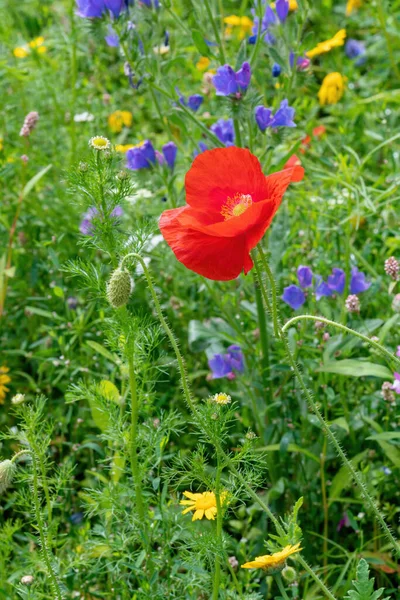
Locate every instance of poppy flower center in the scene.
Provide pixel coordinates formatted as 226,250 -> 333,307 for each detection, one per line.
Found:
220,193 -> 253,220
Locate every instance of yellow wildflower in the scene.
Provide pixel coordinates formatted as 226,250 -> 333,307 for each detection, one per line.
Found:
180,490 -> 228,521
211,393 -> 231,405
346,0 -> 362,15
306,29 -> 346,59
196,56 -> 210,71
318,72 -> 346,105
89,136 -> 110,150
224,15 -> 253,40
241,543 -> 302,571
108,110 -> 133,133
13,47 -> 29,58
115,144 -> 135,153
29,36 -> 46,53
0,138 -> 3,151
0,366 -> 11,404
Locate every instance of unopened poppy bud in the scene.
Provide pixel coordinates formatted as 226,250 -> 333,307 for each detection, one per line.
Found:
21,575 -> 34,585
106,268 -> 132,308
282,565 -> 297,583
0,459 -> 16,494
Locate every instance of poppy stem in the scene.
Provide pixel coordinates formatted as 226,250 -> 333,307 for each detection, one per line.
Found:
127,351 -> 146,524
252,268 -> 272,412
256,246 -> 400,558
212,454 -> 223,600
125,253 -> 339,599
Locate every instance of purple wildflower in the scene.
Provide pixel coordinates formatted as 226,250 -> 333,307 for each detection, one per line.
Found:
391,373 -> 400,394
337,512 -> 350,532
275,0 -> 289,22
297,265 -> 313,288
270,99 -> 296,127
272,63 -> 281,77
76,0 -> 105,18
139,0 -> 159,7
315,277 -> 333,301
350,267 -> 371,294
327,268 -> 346,294
105,25 -> 120,47
212,61 -> 251,96
251,2 -> 276,43
208,345 -> 244,379
396,346 -> 400,358
126,140 -> 156,170
282,285 -> 306,310
162,142 -> 177,170
210,118 -> 235,146
177,89 -> 204,112
345,39 -> 366,65
255,106 -> 273,132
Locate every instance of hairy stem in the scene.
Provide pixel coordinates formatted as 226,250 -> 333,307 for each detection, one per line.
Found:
127,352 -> 145,522
212,453 -> 223,600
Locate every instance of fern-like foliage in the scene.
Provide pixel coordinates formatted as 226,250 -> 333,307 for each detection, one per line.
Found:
344,559 -> 390,600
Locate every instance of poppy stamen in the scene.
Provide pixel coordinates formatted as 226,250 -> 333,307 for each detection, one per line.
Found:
221,193 -> 253,220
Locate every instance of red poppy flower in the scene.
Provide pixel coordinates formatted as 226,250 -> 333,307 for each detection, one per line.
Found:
300,125 -> 326,154
159,147 -> 304,281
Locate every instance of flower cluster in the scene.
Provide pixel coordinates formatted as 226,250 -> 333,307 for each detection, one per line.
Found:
20,112 -> 39,138
282,266 -> 371,310
212,61 -> 251,97
126,140 -> 177,171
13,37 -> 46,58
108,110 -> 133,133
255,99 -> 296,131
208,345 -> 244,380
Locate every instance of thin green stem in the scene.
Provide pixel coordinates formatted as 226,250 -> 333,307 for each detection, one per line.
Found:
127,352 -> 145,522
233,112 -> 243,148
281,315 -> 400,371
203,0 -> 226,63
256,247 -> 280,338
276,573 -> 291,600
252,270 -> 272,406
257,248 -> 400,557
212,454 -> 223,600
31,450 -> 63,600
123,253 -> 338,599
250,0 -> 264,67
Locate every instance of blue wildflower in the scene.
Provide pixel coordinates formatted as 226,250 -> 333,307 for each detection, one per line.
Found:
208,345 -> 244,379
177,89 -> 204,112
76,0 -> 106,18
315,277 -> 333,301
327,268 -> 346,294
345,39 -> 366,65
270,99 -> 296,127
275,0 -> 289,22
289,51 -> 310,71
297,265 -> 313,288
212,61 -> 251,96
272,63 -> 281,77
162,142 -> 177,170
381,466 -> 392,475
105,25 -> 119,47
350,267 -> 371,294
139,0 -> 159,8
282,285 -> 306,310
126,140 -> 156,170
255,106 -> 273,132
210,118 -> 235,146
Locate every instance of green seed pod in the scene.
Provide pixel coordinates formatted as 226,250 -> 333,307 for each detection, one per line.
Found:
106,268 -> 132,309
0,459 -> 16,494
282,565 -> 297,583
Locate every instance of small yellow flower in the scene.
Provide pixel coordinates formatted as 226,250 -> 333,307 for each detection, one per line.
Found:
108,110 -> 133,133
0,366 -> 11,404
306,29 -> 346,59
0,138 -> 3,151
196,56 -> 211,71
13,47 -> 29,58
346,0 -> 362,16
115,144 -> 135,153
241,543 -> 302,571
29,36 -> 46,51
318,72 -> 346,105
180,490 -> 228,521
224,15 -> 253,40
212,393 -> 231,405
89,136 -> 110,150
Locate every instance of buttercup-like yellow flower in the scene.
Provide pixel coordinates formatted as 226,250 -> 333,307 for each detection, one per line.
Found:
196,56 -> 210,71
13,47 -> 29,58
0,366 -> 11,404
306,29 -> 346,59
108,110 -> 133,134
0,138 -> 3,151
115,144 -> 135,153
212,393 -> 232,405
318,72 -> 346,105
224,15 -> 253,40
29,36 -> 46,53
241,543 -> 302,571
180,490 -> 228,521
346,0 -> 362,15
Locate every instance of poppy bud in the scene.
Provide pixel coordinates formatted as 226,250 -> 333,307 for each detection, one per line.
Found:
0,459 -> 16,494
282,565 -> 297,582
106,268 -> 132,308
21,575 -> 34,586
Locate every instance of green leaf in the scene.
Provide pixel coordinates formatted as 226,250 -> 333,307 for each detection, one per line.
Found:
192,30 -> 213,58
52,286 -> 64,298
256,444 -> 320,463
88,395 -> 111,433
317,360 -> 393,379
86,340 -> 119,364
344,558 -> 389,600
376,441 -> 400,468
329,451 -> 368,503
366,432 -> 400,441
22,164 -> 52,198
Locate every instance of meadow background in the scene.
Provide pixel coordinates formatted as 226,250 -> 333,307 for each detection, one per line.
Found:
0,0 -> 399,598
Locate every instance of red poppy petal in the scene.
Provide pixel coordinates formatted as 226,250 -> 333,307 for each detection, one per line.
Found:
185,147 -> 269,214
159,208 -> 250,281
264,164 -> 304,204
